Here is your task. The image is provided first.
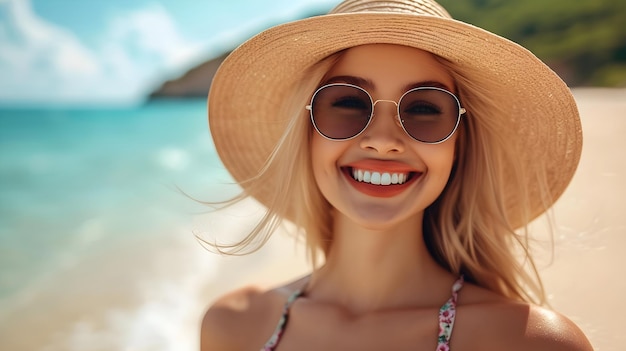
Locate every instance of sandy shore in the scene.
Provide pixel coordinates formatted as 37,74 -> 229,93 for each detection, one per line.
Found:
538,88 -> 626,350
0,88 -> 623,351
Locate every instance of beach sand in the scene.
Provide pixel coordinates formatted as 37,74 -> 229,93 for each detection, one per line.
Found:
537,88 -> 626,349
0,88 -> 623,351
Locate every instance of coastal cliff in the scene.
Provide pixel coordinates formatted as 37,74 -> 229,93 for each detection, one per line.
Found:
148,52 -> 229,99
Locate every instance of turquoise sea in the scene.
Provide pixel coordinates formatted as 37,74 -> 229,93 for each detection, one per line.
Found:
0,100 -> 242,350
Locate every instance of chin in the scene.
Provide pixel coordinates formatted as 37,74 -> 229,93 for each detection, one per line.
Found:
345,205 -> 425,233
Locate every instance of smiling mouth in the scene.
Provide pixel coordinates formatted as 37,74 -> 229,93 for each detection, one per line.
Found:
348,167 -> 417,185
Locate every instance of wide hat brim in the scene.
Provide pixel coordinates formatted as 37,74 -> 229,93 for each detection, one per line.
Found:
208,12 -> 582,229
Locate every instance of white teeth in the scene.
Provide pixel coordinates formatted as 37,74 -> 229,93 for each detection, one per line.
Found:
371,172 -> 381,185
351,169 -> 409,185
381,173 -> 391,185
363,171 -> 371,182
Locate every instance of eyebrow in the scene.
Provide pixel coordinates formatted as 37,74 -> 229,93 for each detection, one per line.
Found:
321,75 -> 454,92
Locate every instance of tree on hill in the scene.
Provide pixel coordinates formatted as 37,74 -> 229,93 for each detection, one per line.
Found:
438,0 -> 626,86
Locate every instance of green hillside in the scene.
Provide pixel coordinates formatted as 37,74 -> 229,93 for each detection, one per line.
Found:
437,0 -> 626,86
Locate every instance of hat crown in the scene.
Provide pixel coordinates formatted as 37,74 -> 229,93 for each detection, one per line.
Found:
330,0 -> 452,18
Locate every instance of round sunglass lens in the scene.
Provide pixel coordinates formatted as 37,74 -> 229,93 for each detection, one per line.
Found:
311,85 -> 372,140
398,88 -> 460,143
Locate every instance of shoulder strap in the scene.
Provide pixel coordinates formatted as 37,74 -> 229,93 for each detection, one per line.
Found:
261,289 -> 304,351
436,276 -> 464,348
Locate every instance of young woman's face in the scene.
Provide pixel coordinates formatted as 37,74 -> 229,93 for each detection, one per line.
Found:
310,44 -> 459,230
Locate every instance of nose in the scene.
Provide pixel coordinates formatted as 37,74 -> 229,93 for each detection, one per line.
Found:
359,100 -> 405,154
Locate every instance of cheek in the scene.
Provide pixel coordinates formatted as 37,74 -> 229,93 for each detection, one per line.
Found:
420,139 -> 458,183
310,133 -> 352,202
438,142 -> 458,187
310,133 -> 337,189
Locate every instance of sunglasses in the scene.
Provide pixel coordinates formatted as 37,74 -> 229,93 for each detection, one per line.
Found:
306,83 -> 466,144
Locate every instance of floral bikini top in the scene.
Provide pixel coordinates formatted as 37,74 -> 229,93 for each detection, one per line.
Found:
261,276 -> 464,351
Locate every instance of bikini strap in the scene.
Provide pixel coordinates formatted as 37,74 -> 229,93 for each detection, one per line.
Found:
261,277 -> 464,351
437,276 -> 464,349
261,289 -> 305,351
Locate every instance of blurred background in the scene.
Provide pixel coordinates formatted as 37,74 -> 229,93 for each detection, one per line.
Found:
0,0 -> 624,350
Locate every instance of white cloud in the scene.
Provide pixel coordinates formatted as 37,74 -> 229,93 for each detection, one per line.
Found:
107,5 -> 205,69
0,0 -> 206,105
0,0 -> 102,101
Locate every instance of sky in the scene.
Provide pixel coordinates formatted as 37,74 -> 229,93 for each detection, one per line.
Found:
0,0 -> 340,106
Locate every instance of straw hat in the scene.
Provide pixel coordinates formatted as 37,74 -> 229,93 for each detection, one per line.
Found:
208,0 -> 582,228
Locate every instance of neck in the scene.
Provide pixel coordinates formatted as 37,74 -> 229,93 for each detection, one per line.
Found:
308,211 -> 455,315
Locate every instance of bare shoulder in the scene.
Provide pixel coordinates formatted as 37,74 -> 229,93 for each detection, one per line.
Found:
517,304 -> 594,351
455,283 -> 594,351
200,278 -> 307,351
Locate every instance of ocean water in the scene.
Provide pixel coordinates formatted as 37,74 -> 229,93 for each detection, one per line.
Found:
0,100 -> 248,350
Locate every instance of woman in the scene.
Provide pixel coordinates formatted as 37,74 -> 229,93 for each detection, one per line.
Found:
201,0 -> 593,350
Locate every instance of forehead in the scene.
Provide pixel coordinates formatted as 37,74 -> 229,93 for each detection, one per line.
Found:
325,44 -> 455,92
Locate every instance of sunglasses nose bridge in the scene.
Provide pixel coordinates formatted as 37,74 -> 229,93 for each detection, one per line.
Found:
372,99 -> 400,118
372,99 -> 402,127
372,99 -> 398,109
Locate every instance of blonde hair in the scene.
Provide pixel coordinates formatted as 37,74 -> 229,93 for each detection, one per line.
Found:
202,53 -> 343,266
204,50 -> 551,305
424,58 -> 551,304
